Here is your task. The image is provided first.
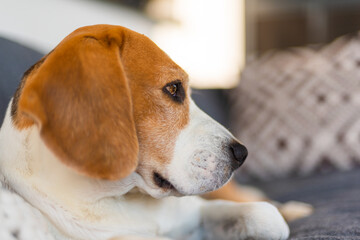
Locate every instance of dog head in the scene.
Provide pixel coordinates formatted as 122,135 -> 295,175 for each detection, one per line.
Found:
12,25 -> 247,198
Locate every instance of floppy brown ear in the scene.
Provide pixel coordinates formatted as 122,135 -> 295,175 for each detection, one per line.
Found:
16,34 -> 138,180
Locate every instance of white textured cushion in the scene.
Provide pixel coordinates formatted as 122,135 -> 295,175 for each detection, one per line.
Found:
230,33 -> 360,180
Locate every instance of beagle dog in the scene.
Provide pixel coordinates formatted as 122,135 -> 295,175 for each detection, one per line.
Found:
0,25 -> 289,240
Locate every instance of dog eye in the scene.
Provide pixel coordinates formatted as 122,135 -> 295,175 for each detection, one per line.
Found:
167,84 -> 178,96
163,81 -> 185,103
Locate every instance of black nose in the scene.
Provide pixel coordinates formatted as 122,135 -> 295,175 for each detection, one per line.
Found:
229,142 -> 248,170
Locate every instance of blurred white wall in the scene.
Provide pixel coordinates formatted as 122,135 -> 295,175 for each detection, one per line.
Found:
152,0 -> 245,88
0,0 -> 153,53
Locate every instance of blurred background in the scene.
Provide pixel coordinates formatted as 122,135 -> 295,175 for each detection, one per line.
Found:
0,0 -> 244,88
1,0 -> 360,88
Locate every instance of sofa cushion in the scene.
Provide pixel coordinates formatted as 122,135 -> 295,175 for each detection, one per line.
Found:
256,169 -> 360,239
230,33 -> 360,181
0,37 -> 43,125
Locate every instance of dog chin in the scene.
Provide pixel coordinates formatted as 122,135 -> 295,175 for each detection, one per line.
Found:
166,164 -> 235,196
136,184 -> 182,199
146,178 -> 232,199
134,170 -> 233,198
173,175 -> 233,196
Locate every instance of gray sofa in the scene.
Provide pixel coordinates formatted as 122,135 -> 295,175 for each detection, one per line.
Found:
1,36 -> 359,240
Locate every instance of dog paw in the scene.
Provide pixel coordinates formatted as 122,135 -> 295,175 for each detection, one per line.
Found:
241,202 -> 289,240
202,201 -> 289,240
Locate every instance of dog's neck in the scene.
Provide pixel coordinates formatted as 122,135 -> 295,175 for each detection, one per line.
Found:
0,106 -> 158,238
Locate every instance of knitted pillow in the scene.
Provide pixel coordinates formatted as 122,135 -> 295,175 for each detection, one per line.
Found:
230,33 -> 360,181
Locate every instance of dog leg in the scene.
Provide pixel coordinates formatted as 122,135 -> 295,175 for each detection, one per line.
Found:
203,180 -> 268,202
200,200 -> 289,240
273,201 -> 314,222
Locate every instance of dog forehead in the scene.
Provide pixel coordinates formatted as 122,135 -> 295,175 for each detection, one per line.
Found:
120,32 -> 189,86
64,24 -> 189,86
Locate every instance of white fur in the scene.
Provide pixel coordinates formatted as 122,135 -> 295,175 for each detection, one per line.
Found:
167,100 -> 236,195
0,100 -> 289,240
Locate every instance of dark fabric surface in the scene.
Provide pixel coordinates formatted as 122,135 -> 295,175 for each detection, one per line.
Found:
255,169 -> 360,240
0,37 -> 43,125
